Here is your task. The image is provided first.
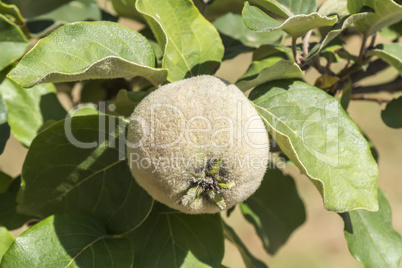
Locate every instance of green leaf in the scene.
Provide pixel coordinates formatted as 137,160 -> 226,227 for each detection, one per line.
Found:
18,115 -> 154,233
379,21 -> 402,41
0,78 -> 66,146
250,80 -> 378,212
381,96 -> 402,129
113,89 -> 153,117
125,203 -> 224,268
136,0 -> 224,82
0,214 -> 134,267
194,0 -> 245,20
0,0 -> 24,25
0,170 -> 12,193
2,0 -> 71,18
111,0 -> 145,22
0,176 -> 32,230
342,190 -> 402,268
347,0 -> 402,36
338,78 -> 352,111
236,58 -> 303,91
318,0 -> 349,18
367,43 -> 402,74
0,227 -> 13,262
224,222 -> 268,268
26,0 -> 102,36
240,168 -> 305,254
307,12 -> 372,59
7,21 -> 167,88
213,13 -> 283,60
242,2 -> 337,38
0,93 -> 9,154
250,0 -> 317,18
0,14 -> 28,72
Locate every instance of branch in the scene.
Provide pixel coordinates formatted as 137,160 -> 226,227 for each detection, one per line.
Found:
351,95 -> 392,104
303,30 -> 313,57
350,59 -> 390,84
353,76 -> 402,94
291,37 -> 301,65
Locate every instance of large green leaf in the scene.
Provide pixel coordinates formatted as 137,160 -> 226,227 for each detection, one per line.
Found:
242,2 -> 337,38
0,0 -> 24,25
26,0 -> 101,35
0,14 -> 28,72
251,0 -> 317,18
367,43 -> 402,74
342,190 -> 402,268
18,115 -> 154,234
213,13 -> 283,60
0,227 -> 13,262
136,0 -> 224,82
125,203 -> 224,268
0,93 -> 9,154
224,222 -> 267,268
250,80 -> 378,212
240,168 -> 305,254
0,78 -> 66,146
381,96 -> 402,129
236,58 -> 303,91
347,0 -> 402,36
2,0 -> 71,18
0,214 -> 134,267
7,21 -> 167,88
0,175 -> 32,230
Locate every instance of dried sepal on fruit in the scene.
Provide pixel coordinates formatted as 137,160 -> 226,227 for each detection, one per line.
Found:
127,75 -> 269,214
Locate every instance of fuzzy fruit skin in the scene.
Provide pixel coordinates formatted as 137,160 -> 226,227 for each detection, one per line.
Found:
127,75 -> 269,214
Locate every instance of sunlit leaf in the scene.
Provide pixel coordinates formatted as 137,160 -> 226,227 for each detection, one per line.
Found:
136,0 -> 224,82
250,80 -> 378,212
342,190 -> 402,268
8,21 -> 167,88
243,2 -> 337,38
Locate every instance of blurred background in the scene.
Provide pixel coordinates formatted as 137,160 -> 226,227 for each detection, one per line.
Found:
1,0 -> 401,267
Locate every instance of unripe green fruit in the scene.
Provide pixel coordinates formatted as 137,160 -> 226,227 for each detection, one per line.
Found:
127,75 -> 269,214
